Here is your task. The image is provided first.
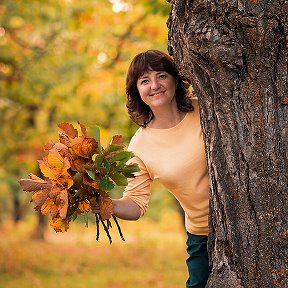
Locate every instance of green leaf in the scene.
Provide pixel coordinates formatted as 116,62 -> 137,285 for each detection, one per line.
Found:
109,172 -> 128,186
72,187 -> 85,198
90,126 -> 101,148
105,144 -> 123,155
86,170 -> 95,179
103,158 -> 111,172
73,172 -> 82,188
108,151 -> 133,164
99,175 -> 115,191
121,163 -> 140,178
93,154 -> 104,169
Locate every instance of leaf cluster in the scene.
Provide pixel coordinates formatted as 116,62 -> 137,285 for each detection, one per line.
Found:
19,122 -> 139,243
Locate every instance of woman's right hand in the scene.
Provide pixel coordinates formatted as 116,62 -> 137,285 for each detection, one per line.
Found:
90,198 -> 100,214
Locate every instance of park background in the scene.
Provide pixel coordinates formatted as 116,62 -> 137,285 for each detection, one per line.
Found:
0,1 -> 188,287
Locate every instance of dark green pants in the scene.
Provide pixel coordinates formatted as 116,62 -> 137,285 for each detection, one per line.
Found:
186,233 -> 211,288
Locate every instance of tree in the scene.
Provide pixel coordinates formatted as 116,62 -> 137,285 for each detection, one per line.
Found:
0,0 -> 170,234
167,1 -> 288,287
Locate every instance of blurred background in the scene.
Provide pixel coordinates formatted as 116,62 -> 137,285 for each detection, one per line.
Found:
0,1 -> 187,287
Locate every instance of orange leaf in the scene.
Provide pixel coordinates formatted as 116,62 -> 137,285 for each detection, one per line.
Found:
100,194 -> 113,220
71,137 -> 98,158
41,198 -> 54,215
50,217 -> 70,232
82,137 -> 99,157
78,200 -> 91,213
50,217 -> 63,232
58,122 -> 78,139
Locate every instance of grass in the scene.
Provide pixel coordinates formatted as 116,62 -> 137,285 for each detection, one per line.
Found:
0,210 -> 188,288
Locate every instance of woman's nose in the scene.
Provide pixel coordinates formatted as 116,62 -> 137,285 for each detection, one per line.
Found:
150,78 -> 160,90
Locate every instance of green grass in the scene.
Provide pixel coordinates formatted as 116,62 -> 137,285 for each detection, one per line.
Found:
0,211 -> 187,288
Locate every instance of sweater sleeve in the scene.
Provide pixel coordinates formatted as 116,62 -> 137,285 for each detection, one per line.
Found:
122,155 -> 152,217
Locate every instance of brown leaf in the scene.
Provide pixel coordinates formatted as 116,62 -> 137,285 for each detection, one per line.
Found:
110,135 -> 123,145
50,204 -> 58,218
44,140 -> 55,151
19,178 -> 52,192
83,173 -> 99,189
58,122 -> 78,139
31,189 -> 50,207
29,173 -> 43,181
58,190 -> 68,219
72,158 -> 87,173
100,194 -> 113,220
78,121 -> 87,137
52,143 -> 71,159
58,131 -> 71,147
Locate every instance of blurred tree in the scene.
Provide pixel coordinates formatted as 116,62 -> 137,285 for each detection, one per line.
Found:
0,0 -> 170,237
168,1 -> 288,287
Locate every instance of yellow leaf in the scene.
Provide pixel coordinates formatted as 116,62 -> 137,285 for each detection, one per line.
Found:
47,150 -> 65,169
38,160 -> 59,180
41,198 -> 54,215
50,217 -> 63,232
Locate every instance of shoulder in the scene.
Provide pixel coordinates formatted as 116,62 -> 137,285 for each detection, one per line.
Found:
127,127 -> 147,151
191,97 -> 199,111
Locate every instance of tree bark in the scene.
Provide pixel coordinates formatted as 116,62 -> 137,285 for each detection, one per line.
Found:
167,1 -> 288,287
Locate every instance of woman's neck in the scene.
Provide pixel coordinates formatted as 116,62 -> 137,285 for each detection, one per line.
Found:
148,109 -> 186,129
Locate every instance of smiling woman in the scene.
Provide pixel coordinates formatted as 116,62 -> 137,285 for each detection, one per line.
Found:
99,49 -> 211,288
136,70 -> 178,123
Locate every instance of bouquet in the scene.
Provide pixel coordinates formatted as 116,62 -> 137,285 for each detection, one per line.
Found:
19,122 -> 139,243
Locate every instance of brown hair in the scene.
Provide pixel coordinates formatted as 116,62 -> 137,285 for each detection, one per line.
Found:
126,49 -> 193,127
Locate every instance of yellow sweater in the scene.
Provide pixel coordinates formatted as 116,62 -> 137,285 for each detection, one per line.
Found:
123,99 -> 209,235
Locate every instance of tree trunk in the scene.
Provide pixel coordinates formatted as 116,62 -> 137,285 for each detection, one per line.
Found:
31,211 -> 47,241
167,1 -> 288,287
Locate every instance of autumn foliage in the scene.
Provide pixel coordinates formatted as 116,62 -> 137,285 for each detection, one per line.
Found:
19,122 -> 139,243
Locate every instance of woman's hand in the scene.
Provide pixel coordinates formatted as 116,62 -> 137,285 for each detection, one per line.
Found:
90,197 -> 141,221
90,201 -> 100,214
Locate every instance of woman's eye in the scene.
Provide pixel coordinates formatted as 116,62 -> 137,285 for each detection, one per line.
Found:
141,79 -> 148,84
159,74 -> 167,79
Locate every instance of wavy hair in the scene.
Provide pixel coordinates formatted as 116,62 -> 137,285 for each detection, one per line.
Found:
126,50 -> 193,127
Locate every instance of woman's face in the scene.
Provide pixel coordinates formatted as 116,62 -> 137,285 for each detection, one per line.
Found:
136,70 -> 177,111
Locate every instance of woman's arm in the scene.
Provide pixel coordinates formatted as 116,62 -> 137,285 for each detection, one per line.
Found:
90,197 -> 141,220
112,197 -> 141,220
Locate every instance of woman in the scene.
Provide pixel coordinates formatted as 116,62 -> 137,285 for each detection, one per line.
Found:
95,50 -> 211,287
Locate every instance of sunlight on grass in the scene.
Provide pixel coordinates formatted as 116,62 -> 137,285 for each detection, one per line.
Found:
0,210 -> 187,288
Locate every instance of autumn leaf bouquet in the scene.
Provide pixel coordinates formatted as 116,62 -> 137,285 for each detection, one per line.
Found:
19,122 -> 139,243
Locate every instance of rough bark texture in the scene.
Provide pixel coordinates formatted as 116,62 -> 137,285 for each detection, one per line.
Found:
167,1 -> 288,287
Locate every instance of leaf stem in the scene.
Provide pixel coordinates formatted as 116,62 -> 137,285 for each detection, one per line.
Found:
100,217 -> 112,244
95,213 -> 100,241
112,215 -> 125,241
